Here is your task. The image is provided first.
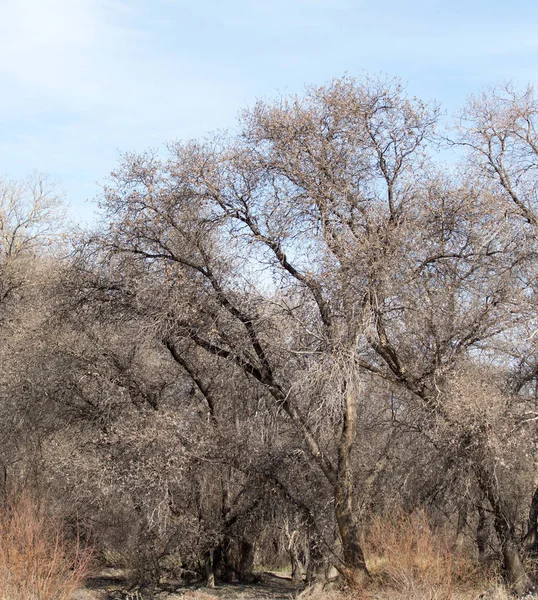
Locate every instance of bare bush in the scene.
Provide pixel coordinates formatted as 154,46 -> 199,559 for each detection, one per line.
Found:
364,511 -> 480,597
0,493 -> 92,600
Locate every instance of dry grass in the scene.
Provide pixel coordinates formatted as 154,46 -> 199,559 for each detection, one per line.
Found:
0,493 -> 93,600
172,593 -> 218,600
298,511 -> 504,600
362,510 -> 481,599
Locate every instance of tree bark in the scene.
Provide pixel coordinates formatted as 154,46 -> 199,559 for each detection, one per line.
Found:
290,550 -> 304,586
477,466 -> 532,594
334,490 -> 369,587
305,537 -> 323,584
454,503 -> 468,552
524,484 -> 538,554
334,378 -> 369,587
204,550 -> 215,588
285,527 -> 305,585
237,538 -> 256,584
476,504 -> 488,560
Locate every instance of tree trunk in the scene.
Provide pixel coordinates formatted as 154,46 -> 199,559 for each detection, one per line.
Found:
204,550 -> 215,588
285,527 -> 305,586
454,503 -> 467,552
477,466 -> 532,594
333,377 -> 370,588
492,505 -> 530,593
476,505 -> 488,560
305,560 -> 314,585
334,491 -> 369,587
524,484 -> 538,554
290,550 -> 304,586
237,538 -> 255,584
501,536 -> 531,595
305,537 -> 323,584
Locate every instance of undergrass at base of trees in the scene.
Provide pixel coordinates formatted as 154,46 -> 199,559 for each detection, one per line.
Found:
0,493 -> 92,600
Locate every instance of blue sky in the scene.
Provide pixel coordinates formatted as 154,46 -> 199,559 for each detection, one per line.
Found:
1,0 -> 538,222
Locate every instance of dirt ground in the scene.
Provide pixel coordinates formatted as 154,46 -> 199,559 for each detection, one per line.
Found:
71,570 -> 301,600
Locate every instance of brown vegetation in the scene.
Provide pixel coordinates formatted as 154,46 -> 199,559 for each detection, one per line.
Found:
0,494 -> 92,600
4,76 -> 538,598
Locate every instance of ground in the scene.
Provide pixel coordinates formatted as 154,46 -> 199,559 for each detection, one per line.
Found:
71,570 -> 301,600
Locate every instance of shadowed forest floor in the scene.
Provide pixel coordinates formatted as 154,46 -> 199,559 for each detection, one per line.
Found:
71,570 -> 527,600
71,570 -> 301,600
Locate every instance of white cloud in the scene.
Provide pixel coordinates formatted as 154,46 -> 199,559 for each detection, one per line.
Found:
0,0 -> 146,109
0,0 -> 248,134
0,0 -> 98,49
1,0 -> 537,224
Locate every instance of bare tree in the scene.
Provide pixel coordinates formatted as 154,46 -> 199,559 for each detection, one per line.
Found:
0,172 -> 66,324
84,76 -> 445,586
455,83 -> 538,590
5,78 -> 538,595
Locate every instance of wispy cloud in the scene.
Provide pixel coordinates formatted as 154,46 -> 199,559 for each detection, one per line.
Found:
1,0 -> 538,222
0,0 -> 145,108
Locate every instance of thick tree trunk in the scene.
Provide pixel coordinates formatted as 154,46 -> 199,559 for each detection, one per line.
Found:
285,527 -> 305,585
333,378 -> 370,587
477,466 -> 532,594
476,504 -> 488,560
454,503 -> 467,552
334,490 -> 369,587
305,537 -> 323,584
496,517 -> 530,593
305,561 -> 314,585
204,549 -> 215,588
524,484 -> 538,554
501,536 -> 531,595
290,550 -> 304,586
334,378 -> 370,587
237,538 -> 256,584
493,507 -> 530,593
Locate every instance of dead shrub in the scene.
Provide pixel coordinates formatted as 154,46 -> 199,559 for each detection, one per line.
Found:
0,493 -> 93,600
363,510 -> 480,599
